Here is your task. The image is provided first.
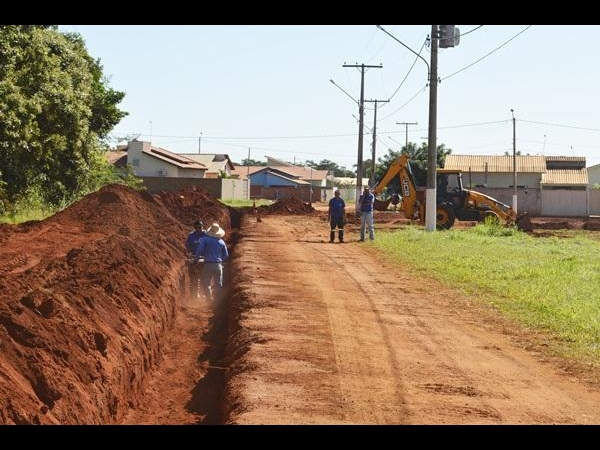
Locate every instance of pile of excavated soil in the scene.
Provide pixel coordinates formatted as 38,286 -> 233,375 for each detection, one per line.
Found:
0,184 -> 231,424
258,197 -> 316,215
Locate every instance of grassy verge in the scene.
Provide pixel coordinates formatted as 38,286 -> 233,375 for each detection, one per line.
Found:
373,223 -> 600,366
221,199 -> 273,208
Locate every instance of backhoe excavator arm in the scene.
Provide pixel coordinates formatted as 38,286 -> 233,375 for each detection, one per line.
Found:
373,154 -> 422,220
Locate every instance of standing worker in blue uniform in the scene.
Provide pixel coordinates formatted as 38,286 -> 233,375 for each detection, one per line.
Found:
194,222 -> 229,303
328,189 -> 346,243
186,220 -> 206,255
359,186 -> 375,241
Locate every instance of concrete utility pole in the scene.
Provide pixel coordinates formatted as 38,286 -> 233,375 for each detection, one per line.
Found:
365,99 -> 389,188
198,132 -> 203,153
343,63 -> 383,212
378,24 -> 459,231
425,26 -> 439,232
396,121 -> 418,152
511,109 -> 517,213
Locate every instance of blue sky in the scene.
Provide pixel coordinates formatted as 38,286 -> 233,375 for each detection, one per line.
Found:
59,25 -> 600,170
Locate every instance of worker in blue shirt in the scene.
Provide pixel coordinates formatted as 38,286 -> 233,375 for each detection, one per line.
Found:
185,220 -> 206,255
194,222 -> 229,303
328,189 -> 346,243
358,186 -> 375,241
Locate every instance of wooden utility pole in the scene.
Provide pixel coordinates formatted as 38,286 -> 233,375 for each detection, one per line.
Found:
396,121 -> 418,151
343,63 -> 383,212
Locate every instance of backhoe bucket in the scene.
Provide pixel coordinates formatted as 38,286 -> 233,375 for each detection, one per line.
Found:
515,213 -> 533,232
374,198 -> 392,211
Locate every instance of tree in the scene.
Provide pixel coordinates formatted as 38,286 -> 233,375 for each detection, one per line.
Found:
239,158 -> 267,166
0,25 -> 127,209
305,159 -> 354,177
374,141 -> 452,197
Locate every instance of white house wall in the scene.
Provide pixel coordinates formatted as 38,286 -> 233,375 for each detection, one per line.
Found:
460,172 -> 541,189
590,190 -> 600,215
220,178 -> 250,201
541,190 -> 588,216
588,164 -> 600,187
127,140 -> 203,178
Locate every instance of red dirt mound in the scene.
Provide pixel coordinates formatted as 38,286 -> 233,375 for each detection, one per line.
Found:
157,185 -> 231,233
260,197 -> 316,215
0,184 -> 230,424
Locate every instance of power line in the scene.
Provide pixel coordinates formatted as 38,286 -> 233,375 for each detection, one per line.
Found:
378,84 -> 427,121
438,119 -> 508,130
460,25 -> 484,37
110,132 -> 359,141
107,117 -> 600,154
520,138 -> 600,150
518,119 -> 600,133
385,38 -> 428,103
441,25 -> 532,82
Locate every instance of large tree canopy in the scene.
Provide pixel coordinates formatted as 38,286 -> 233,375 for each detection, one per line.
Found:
0,25 -> 127,208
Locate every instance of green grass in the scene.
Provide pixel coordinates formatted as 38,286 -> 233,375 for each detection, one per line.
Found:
0,208 -> 51,224
373,223 -> 600,366
221,199 -> 273,208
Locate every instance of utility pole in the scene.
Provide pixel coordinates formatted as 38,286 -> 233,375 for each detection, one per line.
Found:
511,109 -> 517,213
343,63 -> 383,212
365,99 -> 389,187
198,132 -> 203,153
425,26 -> 439,232
247,147 -> 251,200
378,24 -> 459,231
396,121 -> 418,152
247,147 -> 250,177
309,166 -> 313,207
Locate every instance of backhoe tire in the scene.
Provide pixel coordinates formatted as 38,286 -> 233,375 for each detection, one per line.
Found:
436,204 -> 456,230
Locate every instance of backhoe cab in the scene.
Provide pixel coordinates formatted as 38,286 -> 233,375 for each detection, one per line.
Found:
372,154 -> 533,231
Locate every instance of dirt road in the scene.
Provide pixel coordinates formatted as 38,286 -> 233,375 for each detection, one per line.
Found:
127,206 -> 600,424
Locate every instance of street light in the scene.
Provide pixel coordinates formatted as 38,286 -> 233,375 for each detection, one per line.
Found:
330,79 -> 359,105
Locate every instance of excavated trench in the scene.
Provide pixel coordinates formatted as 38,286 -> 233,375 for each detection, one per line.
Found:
0,185 -> 252,424
169,206 -> 244,425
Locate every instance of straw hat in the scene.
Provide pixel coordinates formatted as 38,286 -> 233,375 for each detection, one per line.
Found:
206,222 -> 225,238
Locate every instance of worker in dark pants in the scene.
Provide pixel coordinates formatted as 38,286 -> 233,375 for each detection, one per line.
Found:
328,189 -> 346,243
185,220 -> 206,298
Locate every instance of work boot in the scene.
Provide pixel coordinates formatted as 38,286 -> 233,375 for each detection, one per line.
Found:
330,231 -> 335,243
338,230 -> 344,243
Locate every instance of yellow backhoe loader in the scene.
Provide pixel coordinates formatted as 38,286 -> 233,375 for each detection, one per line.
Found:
372,154 -> 533,231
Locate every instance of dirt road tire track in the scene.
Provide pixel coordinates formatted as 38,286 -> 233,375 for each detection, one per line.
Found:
224,212 -> 600,424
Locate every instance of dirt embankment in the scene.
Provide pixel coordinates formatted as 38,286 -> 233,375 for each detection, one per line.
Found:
0,185 -> 232,424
